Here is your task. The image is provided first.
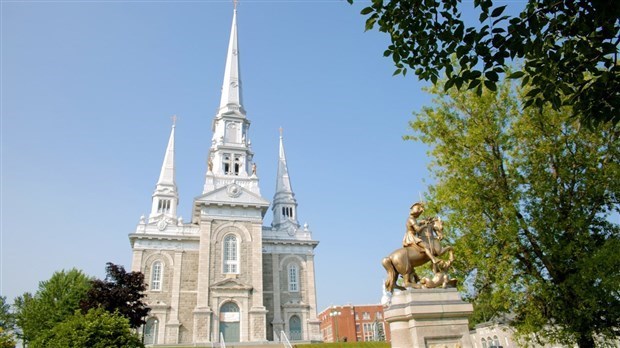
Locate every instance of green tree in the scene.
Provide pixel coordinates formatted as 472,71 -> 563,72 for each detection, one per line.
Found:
31,308 -> 144,348
0,297 -> 15,348
350,0 -> 620,127
406,79 -> 620,346
14,269 -> 91,345
81,262 -> 150,328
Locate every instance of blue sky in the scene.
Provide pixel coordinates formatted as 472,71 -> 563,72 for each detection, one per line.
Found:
2,0 -> 522,312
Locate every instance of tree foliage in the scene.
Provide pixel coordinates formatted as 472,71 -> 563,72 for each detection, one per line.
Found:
406,79 -> 620,347
0,297 -> 15,348
351,0 -> 620,127
31,308 -> 144,348
81,262 -> 150,328
14,269 -> 91,345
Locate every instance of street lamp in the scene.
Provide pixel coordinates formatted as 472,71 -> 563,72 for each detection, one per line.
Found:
329,308 -> 341,342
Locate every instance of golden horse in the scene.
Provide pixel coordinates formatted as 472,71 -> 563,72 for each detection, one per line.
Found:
382,218 -> 454,292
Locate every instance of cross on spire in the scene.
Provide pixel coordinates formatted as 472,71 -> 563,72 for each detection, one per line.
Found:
171,114 -> 178,126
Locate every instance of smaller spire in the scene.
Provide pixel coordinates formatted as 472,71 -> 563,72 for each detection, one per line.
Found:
156,120 -> 176,186
272,129 -> 299,228
149,119 -> 179,220
276,128 -> 293,194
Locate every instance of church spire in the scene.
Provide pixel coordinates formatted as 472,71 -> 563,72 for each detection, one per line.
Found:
202,8 -> 262,197
149,119 -> 179,221
218,8 -> 243,114
272,129 -> 299,228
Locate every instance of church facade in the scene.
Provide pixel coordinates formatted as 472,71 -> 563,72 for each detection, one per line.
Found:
128,9 -> 320,345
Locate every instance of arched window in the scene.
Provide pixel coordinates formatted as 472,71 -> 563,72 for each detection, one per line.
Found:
288,264 -> 299,292
481,338 -> 487,348
151,261 -> 162,291
223,235 -> 239,274
492,335 -> 500,347
144,317 -> 158,344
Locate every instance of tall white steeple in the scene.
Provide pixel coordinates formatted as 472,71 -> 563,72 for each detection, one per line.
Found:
218,8 -> 243,114
271,129 -> 299,229
149,119 -> 179,222
203,8 -> 261,196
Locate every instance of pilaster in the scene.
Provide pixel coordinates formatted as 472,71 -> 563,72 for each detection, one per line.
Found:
131,249 -> 144,273
194,217 -> 213,343
165,251 -> 183,343
304,254 -> 321,341
250,221 -> 267,341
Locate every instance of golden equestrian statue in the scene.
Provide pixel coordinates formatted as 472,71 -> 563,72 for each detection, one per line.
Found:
382,202 -> 456,293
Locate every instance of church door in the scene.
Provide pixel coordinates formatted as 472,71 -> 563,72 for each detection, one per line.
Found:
144,317 -> 158,345
219,302 -> 240,342
289,315 -> 302,341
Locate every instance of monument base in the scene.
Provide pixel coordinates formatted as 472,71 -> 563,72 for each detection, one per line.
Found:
384,288 -> 474,348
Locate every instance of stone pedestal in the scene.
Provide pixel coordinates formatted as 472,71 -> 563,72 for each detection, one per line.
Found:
384,288 -> 474,348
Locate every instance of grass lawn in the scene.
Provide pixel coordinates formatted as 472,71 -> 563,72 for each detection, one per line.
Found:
294,342 -> 390,348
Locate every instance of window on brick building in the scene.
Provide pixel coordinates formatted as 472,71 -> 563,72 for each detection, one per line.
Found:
363,323 -> 375,341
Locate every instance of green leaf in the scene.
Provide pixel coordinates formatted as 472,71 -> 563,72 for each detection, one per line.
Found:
485,71 -> 499,82
484,79 -> 497,91
468,78 -> 481,89
360,6 -> 374,15
508,71 -> 525,79
526,88 -> 541,98
479,11 -> 488,22
365,16 -> 377,31
445,78 -> 455,90
491,5 -> 507,18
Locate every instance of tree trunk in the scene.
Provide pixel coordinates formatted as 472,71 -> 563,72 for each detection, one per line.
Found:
577,332 -> 595,348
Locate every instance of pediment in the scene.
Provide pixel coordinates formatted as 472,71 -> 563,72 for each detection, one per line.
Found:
211,278 -> 253,291
282,299 -> 309,309
195,183 -> 269,208
147,300 -> 170,310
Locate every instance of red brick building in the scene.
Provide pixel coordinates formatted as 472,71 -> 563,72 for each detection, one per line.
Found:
318,304 -> 391,343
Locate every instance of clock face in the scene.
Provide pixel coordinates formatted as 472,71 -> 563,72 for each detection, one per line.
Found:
286,225 -> 296,236
227,183 -> 242,198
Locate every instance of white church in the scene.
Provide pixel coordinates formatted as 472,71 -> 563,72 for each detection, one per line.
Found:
128,8 -> 320,345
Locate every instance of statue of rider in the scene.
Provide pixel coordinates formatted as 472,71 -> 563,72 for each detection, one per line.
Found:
402,202 -> 439,264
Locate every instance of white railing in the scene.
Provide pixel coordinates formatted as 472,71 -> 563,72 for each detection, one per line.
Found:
273,330 -> 280,342
280,331 -> 293,348
219,332 -> 227,348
